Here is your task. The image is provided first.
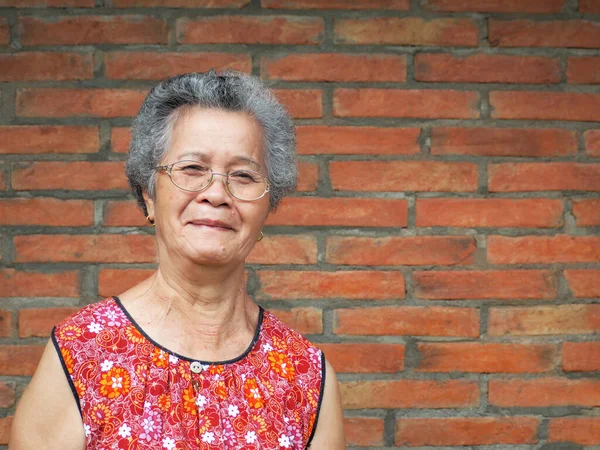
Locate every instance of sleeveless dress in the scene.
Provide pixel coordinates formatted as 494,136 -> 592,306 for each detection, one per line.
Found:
52,296 -> 325,450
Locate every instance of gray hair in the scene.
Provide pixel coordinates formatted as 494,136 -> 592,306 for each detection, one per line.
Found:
126,70 -> 297,214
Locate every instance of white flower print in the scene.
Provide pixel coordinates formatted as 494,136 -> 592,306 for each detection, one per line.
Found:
195,394 -> 207,408
307,346 -> 320,364
87,322 -> 103,334
107,309 -> 122,325
278,434 -> 292,448
83,423 -> 91,437
162,437 -> 176,450
144,401 -> 151,410
201,431 -> 215,444
169,354 -> 179,364
245,431 -> 257,444
100,360 -> 113,372
228,404 -> 239,417
262,342 -> 273,352
118,423 -> 131,438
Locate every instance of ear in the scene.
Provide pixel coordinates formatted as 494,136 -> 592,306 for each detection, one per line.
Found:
142,190 -> 155,221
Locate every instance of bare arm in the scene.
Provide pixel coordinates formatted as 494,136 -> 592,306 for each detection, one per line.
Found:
308,358 -> 345,450
9,340 -> 86,450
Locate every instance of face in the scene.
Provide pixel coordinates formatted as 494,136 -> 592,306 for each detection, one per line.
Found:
143,107 -> 270,267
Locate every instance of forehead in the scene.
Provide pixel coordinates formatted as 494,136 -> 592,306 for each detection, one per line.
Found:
165,107 -> 265,168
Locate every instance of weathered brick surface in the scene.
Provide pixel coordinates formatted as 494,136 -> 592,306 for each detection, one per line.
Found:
2,2 -> 599,448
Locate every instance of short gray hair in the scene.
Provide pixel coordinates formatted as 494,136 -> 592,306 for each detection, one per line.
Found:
126,70 -> 297,214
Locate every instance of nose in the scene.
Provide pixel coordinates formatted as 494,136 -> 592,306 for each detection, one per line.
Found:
195,172 -> 232,206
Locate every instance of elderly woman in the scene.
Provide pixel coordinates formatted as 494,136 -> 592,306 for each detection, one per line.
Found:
11,71 -> 345,449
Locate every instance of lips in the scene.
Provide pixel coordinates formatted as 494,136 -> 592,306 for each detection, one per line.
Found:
188,219 -> 234,230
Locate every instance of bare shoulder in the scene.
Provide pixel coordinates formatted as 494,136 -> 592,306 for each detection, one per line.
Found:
308,357 -> 345,450
9,340 -> 85,450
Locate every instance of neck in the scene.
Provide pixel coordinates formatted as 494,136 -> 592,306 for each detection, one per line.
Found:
125,252 -> 258,359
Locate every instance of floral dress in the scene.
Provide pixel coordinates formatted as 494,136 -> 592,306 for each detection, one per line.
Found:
52,297 -> 325,450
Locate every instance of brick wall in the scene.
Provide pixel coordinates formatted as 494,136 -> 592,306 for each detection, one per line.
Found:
0,0 -> 599,447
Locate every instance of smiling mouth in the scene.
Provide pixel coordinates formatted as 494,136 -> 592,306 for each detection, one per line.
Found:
188,220 -> 234,231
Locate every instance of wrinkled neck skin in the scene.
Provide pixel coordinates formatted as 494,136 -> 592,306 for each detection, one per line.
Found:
121,242 -> 259,361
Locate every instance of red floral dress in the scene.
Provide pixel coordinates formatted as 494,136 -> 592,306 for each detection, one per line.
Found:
52,297 -> 324,450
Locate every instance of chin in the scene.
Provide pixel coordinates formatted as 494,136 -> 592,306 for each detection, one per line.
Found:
182,242 -> 238,266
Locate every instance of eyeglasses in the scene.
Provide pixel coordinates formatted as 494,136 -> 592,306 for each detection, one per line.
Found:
155,160 -> 271,202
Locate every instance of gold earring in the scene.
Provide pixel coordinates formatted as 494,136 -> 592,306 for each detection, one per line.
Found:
146,216 -> 155,227
257,231 -> 264,241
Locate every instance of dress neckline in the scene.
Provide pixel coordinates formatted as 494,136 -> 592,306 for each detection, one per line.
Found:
111,295 -> 264,365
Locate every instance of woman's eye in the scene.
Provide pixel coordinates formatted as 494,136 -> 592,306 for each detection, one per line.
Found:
182,164 -> 208,172
231,171 -> 259,182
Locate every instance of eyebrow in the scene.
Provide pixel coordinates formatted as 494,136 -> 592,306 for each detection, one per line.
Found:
178,151 -> 263,171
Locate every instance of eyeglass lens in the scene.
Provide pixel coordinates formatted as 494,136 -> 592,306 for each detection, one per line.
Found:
168,161 -> 268,201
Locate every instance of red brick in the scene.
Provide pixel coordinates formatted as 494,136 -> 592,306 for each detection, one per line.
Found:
414,270 -> 557,300
12,161 -> 128,191
257,271 -> 405,300
247,235 -> 317,265
335,306 -> 479,337
549,417 -> 600,445
417,198 -> 563,228
331,161 -> 478,192
266,198 -> 407,227
488,304 -> 600,336
585,130 -> 600,156
297,126 -> 420,155
177,16 -> 324,45
98,268 -> 155,297
19,308 -> 79,338
15,235 -> 156,263
334,89 -> 479,119
0,198 -> 93,226
21,15 -> 168,45
573,199 -> 600,226
0,417 -> 11,445
16,88 -> 146,118
297,162 -> 318,191
567,57 -> 600,84
105,52 -> 251,80
417,343 -> 557,373
488,236 -> 600,264
344,418 -> 385,447
489,20 -> 600,48
319,343 -> 405,373
396,417 -> 539,446
424,0 -> 564,12
111,127 -> 131,154
580,0 -> 600,13
0,18 -> 8,45
563,342 -> 600,372
0,382 -> 15,408
489,163 -> 600,191
0,311 -> 12,338
113,0 -> 248,6
416,54 -> 560,84
0,125 -> 99,154
489,378 -> 600,407
0,0 -> 92,5
327,236 -> 476,266
267,308 -> 322,334
262,53 -> 406,82
564,269 -> 600,297
273,89 -> 322,118
104,201 -> 145,227
430,127 -> 577,157
340,380 -> 479,409
0,269 -> 79,298
0,346 -> 44,376
335,17 -> 478,46
0,52 -> 93,81
263,0 -> 409,9
490,91 -> 600,121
